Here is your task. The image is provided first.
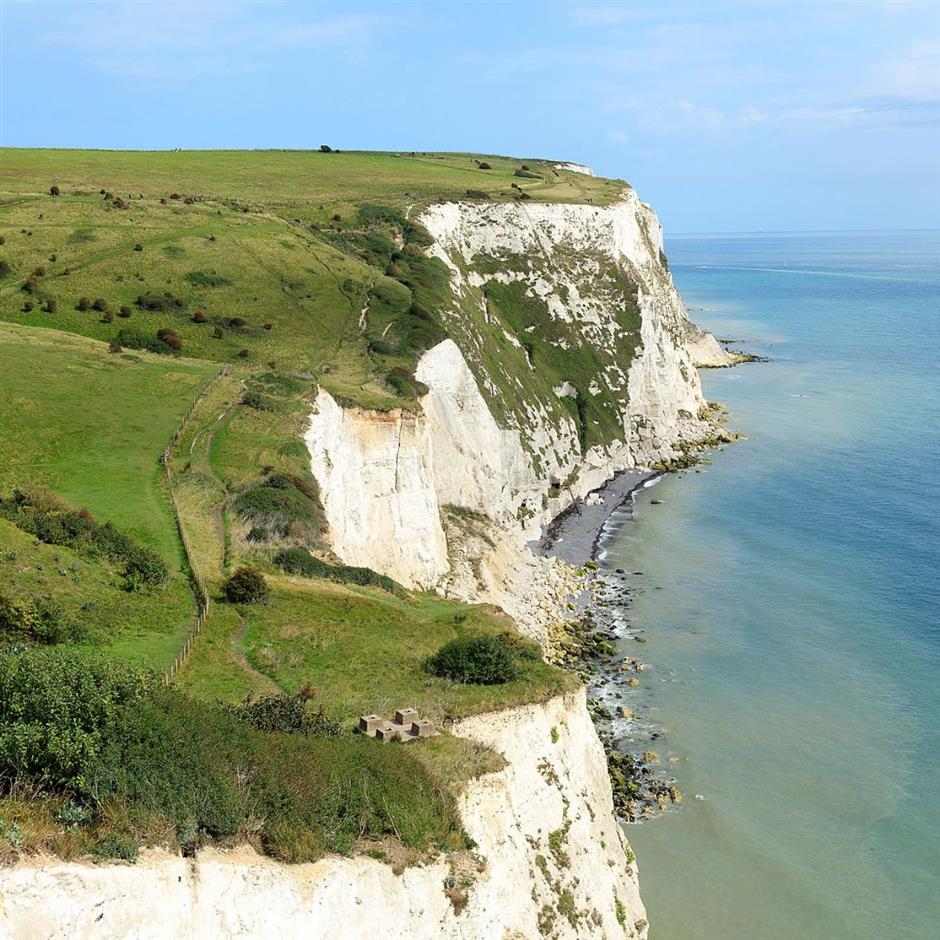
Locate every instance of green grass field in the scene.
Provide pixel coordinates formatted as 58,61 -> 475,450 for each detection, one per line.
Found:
0,322 -> 214,559
0,149 -> 618,213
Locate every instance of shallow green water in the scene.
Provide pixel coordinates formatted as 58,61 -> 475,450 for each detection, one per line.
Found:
604,231 -> 940,940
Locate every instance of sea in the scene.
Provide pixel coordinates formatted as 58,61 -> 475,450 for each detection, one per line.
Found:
602,230 -> 940,940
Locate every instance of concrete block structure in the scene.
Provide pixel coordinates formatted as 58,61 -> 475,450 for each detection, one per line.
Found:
358,708 -> 439,742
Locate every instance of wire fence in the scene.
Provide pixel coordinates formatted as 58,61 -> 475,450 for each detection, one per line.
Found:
161,365 -> 230,682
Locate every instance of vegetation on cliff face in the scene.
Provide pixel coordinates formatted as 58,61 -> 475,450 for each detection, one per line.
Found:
0,149 -> 621,412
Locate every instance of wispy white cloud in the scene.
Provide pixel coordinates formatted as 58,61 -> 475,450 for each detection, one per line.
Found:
39,1 -> 400,82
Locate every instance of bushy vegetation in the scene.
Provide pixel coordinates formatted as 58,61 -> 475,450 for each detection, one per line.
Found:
233,473 -> 325,543
426,634 -> 520,685
0,649 -> 464,861
0,593 -> 85,645
0,490 -> 167,590
221,567 -> 268,605
274,547 -> 398,593
114,326 -> 182,355
228,688 -> 341,737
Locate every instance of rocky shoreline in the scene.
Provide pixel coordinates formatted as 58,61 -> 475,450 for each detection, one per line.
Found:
536,469 -> 684,823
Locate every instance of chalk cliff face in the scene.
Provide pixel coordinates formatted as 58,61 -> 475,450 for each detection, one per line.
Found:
306,191 -> 727,593
0,690 -> 647,940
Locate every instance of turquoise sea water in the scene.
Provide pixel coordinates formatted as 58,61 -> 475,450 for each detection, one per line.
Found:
605,230 -> 940,940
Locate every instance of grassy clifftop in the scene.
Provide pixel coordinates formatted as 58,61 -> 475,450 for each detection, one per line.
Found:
0,149 -> 623,412
0,148 -> 619,213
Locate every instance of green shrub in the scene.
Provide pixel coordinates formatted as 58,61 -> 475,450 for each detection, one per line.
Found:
233,477 -> 324,543
273,548 -> 398,593
123,546 -> 168,591
0,260 -> 12,277
242,390 -> 275,411
0,490 -> 166,589
426,635 -> 519,685
222,567 -> 268,604
0,593 -> 84,645
387,367 -> 428,400
135,292 -> 185,312
92,833 -> 138,862
229,690 -> 341,736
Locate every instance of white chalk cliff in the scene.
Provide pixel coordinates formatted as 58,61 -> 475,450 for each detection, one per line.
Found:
307,190 -> 729,595
0,690 -> 647,940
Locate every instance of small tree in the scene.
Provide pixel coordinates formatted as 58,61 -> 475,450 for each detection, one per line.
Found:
92,298 -> 108,312
319,144 -> 332,153
49,185 -> 60,196
77,297 -> 91,311
222,567 -> 268,604
44,298 -> 57,313
118,305 -> 132,318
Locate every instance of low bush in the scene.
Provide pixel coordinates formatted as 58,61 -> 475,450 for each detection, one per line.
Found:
387,367 -> 429,400
44,299 -> 57,314
221,567 -> 268,604
229,690 -> 341,737
136,292 -> 185,313
241,389 -> 275,411
0,593 -> 84,645
118,305 -> 131,318
156,328 -> 182,352
76,297 -> 92,311
49,185 -> 60,196
274,547 -> 398,593
426,635 -> 519,685
0,489 -> 167,589
92,833 -> 138,862
234,476 -> 324,543
0,260 -> 11,277
92,298 -> 108,312
514,168 -> 541,179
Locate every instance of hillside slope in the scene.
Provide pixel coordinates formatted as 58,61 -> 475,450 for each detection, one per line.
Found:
0,148 -> 728,939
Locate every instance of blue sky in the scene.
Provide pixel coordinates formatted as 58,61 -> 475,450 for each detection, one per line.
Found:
1,0 -> 938,231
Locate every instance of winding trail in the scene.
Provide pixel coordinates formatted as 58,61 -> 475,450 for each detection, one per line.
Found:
230,612 -> 282,695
